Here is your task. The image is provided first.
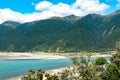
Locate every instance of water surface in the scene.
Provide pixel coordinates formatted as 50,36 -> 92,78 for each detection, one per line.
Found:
0,59 -> 71,80
0,56 -> 111,80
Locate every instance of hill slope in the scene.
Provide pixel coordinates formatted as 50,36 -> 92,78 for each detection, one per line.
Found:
0,11 -> 120,52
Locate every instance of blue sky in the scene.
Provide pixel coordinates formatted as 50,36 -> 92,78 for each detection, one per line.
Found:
0,0 -> 75,13
0,0 -> 119,23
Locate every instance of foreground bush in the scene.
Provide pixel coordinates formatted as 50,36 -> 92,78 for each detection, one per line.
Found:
21,43 -> 120,80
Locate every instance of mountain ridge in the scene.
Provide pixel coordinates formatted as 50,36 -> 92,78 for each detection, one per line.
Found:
0,10 -> 120,52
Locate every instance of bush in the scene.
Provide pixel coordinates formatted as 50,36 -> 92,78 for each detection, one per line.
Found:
95,57 -> 107,65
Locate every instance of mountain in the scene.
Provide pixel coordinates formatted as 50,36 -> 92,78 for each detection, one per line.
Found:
95,10 -> 120,50
0,10 -> 120,52
2,21 -> 21,28
0,21 -> 21,36
0,18 -> 71,52
50,15 -> 81,24
64,15 -> 81,23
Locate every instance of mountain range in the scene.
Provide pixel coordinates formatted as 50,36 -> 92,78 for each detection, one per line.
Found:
0,10 -> 120,52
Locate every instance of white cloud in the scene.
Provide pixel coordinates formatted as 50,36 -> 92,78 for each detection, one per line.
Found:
0,8 -> 25,23
35,0 -> 109,16
0,0 -> 110,24
72,0 -> 109,14
35,1 -> 53,11
0,8 -> 60,24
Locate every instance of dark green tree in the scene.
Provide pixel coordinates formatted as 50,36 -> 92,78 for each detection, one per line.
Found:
36,69 -> 45,80
112,42 -> 120,68
45,73 -> 59,80
95,57 -> 107,65
102,63 -> 120,80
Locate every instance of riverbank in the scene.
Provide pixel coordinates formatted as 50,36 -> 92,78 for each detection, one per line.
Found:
0,52 -> 66,60
0,51 -> 114,60
7,53 -> 113,80
0,52 -> 113,80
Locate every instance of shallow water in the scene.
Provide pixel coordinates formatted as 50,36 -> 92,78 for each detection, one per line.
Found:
0,56 -> 112,80
0,59 -> 71,80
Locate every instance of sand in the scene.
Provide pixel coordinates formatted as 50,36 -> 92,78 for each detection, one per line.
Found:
0,52 -> 67,60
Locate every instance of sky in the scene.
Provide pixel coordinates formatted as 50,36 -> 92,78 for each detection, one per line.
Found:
0,0 -> 119,24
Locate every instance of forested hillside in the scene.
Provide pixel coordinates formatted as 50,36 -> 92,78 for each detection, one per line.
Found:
0,10 -> 120,52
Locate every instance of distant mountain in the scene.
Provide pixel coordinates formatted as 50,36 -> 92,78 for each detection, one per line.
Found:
2,21 -> 21,28
50,15 -> 81,23
95,10 -> 120,50
0,10 -> 120,52
0,21 -> 21,35
64,15 -> 81,23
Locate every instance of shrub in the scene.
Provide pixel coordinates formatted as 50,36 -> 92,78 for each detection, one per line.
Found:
95,57 -> 107,65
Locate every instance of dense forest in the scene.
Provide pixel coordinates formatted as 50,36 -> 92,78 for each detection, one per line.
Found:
0,10 -> 120,52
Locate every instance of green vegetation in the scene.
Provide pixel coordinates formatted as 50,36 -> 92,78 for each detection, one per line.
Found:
95,57 -> 107,65
0,11 -> 120,52
21,69 -> 45,80
113,42 -> 120,68
45,74 -> 59,80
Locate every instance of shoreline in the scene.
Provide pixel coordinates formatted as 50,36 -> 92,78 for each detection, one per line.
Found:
0,52 -> 113,80
0,52 -> 113,60
0,52 -> 67,60
0,52 -> 69,80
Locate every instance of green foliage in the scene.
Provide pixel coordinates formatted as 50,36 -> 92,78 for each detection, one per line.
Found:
7,44 -> 15,52
36,69 -> 45,80
21,69 -> 45,80
101,63 -> 120,80
45,74 -> 59,80
106,64 -> 119,76
59,69 -> 70,80
112,42 -> 120,68
95,57 -> 107,65
21,49 -> 120,80
71,57 -> 79,65
0,11 -> 120,52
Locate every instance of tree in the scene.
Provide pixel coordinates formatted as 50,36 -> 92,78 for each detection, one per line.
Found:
36,69 -> 45,80
112,42 -> 120,68
95,57 -> 107,65
71,57 -> 79,75
71,57 -> 79,65
102,63 -> 120,80
28,69 -> 35,79
59,69 -> 70,80
21,69 -> 35,80
45,73 -> 59,80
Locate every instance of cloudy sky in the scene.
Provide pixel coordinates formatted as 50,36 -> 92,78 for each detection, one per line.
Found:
0,0 -> 119,24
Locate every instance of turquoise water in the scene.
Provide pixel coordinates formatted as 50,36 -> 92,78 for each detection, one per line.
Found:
0,56 -> 111,80
0,59 -> 71,80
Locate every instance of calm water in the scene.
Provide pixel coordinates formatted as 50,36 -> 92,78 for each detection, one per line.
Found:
0,59 -> 71,80
0,56 -> 111,80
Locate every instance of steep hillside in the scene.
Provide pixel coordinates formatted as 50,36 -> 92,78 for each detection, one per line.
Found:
96,10 -> 120,50
0,10 -> 120,52
0,18 -> 71,52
